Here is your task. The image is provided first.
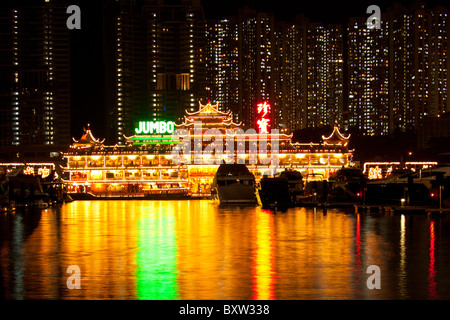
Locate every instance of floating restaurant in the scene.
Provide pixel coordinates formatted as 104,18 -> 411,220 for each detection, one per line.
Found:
62,102 -> 354,198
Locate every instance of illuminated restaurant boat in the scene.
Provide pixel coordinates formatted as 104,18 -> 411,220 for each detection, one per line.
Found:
61,101 -> 354,199
210,164 -> 258,204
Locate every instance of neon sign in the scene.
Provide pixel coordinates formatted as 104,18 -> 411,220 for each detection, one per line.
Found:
256,101 -> 271,134
257,101 -> 270,118
38,167 -> 51,178
23,166 -> 35,175
368,166 -> 383,180
135,121 -> 175,134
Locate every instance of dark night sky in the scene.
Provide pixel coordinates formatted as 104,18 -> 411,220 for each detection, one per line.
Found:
69,0 -> 104,140
69,0 -> 448,141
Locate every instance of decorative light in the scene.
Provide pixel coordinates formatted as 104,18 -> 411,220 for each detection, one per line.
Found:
257,101 -> 271,118
386,166 -> 393,177
23,166 -> 35,175
256,101 -> 271,134
363,162 -> 438,174
38,167 -> 51,178
90,170 -> 103,180
135,121 -> 175,134
257,118 -> 270,134
368,166 -> 383,180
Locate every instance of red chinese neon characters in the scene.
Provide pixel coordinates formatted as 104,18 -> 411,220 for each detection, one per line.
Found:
257,101 -> 270,118
257,118 -> 270,134
257,101 -> 271,134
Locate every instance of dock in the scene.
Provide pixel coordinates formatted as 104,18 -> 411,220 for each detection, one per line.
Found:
355,204 -> 450,215
295,199 -> 450,216
298,202 -> 357,209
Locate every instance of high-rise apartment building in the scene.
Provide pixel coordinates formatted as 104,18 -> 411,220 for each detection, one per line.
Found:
207,9 -> 345,133
205,17 -> 239,121
103,1 -> 449,141
273,19 -> 307,132
387,3 -> 450,131
347,16 -> 390,135
413,7 -> 435,125
111,0 -> 147,145
411,5 -> 450,122
0,1 -> 70,147
109,0 -> 207,144
149,0 -> 207,120
305,22 -> 344,128
388,4 -> 415,132
237,6 -> 276,130
432,7 -> 450,118
270,16 -> 345,133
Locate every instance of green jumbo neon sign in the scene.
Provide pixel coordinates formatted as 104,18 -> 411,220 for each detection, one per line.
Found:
135,121 -> 175,134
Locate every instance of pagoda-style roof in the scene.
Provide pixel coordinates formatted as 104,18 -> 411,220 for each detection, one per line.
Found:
176,101 -> 242,129
71,124 -> 105,148
186,100 -> 231,117
322,124 -> 350,145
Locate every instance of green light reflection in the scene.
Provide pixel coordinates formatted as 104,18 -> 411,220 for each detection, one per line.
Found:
136,208 -> 179,300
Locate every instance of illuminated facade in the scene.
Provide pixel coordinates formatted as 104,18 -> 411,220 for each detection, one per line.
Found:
0,162 -> 56,179
238,7 -> 276,129
0,2 -> 70,146
363,162 -> 438,180
110,0 -> 207,145
306,23 -> 344,128
410,6 -> 450,124
388,4 -> 415,132
205,17 -> 240,122
347,16 -> 390,136
274,20 -> 307,132
348,4 -> 450,135
63,102 -> 353,198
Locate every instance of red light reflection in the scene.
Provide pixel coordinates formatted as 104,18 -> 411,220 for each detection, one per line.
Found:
428,220 -> 437,299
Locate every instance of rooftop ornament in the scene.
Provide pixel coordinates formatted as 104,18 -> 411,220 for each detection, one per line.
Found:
71,124 -> 105,149
322,123 -> 350,146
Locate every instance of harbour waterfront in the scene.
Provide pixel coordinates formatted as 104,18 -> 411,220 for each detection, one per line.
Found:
1,200 -> 450,300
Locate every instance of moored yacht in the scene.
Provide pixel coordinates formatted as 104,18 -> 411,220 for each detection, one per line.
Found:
375,165 -> 450,190
278,169 -> 304,203
210,164 -> 257,204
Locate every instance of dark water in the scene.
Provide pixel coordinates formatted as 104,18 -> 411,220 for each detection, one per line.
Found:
1,200 -> 450,300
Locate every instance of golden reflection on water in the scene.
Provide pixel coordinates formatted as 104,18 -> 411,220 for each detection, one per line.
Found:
399,214 -> 407,298
1,200 -> 449,300
252,209 -> 275,300
271,207 -> 356,299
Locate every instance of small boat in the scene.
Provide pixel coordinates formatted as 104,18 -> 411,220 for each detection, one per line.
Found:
278,169 -> 304,203
363,181 -> 432,206
210,164 -> 257,204
327,167 -> 365,202
258,177 -> 293,210
375,165 -> 450,190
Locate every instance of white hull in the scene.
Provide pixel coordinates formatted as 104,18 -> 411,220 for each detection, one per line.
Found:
213,184 -> 257,204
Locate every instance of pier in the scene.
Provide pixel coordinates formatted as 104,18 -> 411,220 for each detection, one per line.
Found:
355,204 -> 450,215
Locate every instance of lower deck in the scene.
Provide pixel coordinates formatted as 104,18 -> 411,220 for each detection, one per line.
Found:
63,164 -> 340,198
